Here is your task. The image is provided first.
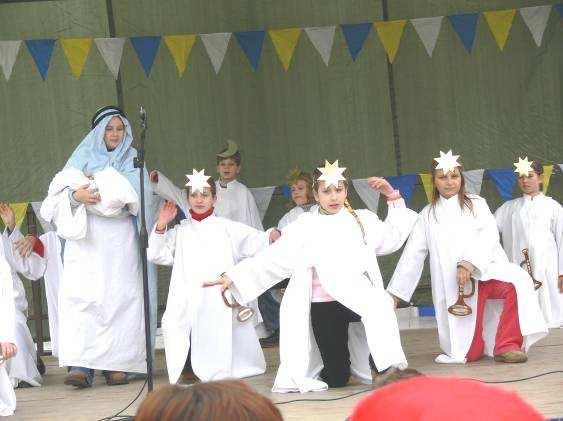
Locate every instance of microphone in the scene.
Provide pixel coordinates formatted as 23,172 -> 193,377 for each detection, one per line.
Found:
139,105 -> 147,129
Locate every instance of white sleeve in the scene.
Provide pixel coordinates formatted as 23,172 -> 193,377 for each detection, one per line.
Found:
147,224 -> 178,266
361,199 -> 419,255
151,171 -> 188,215
245,189 -> 264,230
387,215 -> 429,302
550,201 -> 563,276
226,221 -> 272,261
1,229 -> 46,280
0,254 -> 15,344
494,203 -> 508,243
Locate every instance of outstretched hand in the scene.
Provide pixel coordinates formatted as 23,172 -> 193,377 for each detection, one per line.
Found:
367,177 -> 395,197
0,342 -> 17,361
0,203 -> 16,231
156,201 -> 177,230
203,274 -> 233,292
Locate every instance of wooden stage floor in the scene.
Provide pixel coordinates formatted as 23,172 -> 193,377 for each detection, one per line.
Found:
11,328 -> 563,420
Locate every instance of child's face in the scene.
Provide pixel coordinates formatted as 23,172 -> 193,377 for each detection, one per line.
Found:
291,180 -> 310,206
314,181 -> 347,214
217,158 -> 240,182
518,171 -> 541,195
188,187 -> 216,213
103,116 -> 125,151
433,168 -> 462,199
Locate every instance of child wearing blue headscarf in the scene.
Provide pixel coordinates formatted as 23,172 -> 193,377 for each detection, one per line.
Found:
42,106 -> 157,388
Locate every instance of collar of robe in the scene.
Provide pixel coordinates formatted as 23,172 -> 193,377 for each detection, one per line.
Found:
219,179 -> 236,188
319,206 -> 340,215
189,207 -> 214,221
523,192 -> 543,201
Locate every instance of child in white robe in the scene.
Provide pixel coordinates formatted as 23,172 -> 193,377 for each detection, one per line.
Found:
0,203 -> 47,389
388,152 -> 547,365
495,159 -> 563,328
0,246 -> 17,416
205,161 -> 419,393
147,170 -> 279,384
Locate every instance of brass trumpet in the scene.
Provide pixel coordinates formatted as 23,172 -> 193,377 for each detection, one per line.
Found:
521,248 -> 542,290
448,278 -> 476,317
221,287 -> 254,323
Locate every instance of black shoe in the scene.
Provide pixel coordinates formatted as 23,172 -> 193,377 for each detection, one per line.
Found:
259,331 -> 279,348
37,356 -> 46,376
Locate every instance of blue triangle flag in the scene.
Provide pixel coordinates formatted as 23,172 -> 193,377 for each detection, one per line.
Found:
340,23 -> 372,61
555,4 -> 563,17
448,13 -> 479,53
386,174 -> 417,206
234,31 -> 266,71
130,36 -> 161,76
281,184 -> 291,199
25,39 -> 56,80
487,168 -> 516,202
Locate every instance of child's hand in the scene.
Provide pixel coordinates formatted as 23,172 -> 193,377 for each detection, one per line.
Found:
150,170 -> 159,183
367,177 -> 395,197
0,203 -> 16,231
14,235 -> 37,258
0,342 -> 17,361
558,275 -> 563,293
457,266 -> 471,289
269,228 -> 281,244
203,274 -> 233,292
73,184 -> 101,204
156,201 -> 177,231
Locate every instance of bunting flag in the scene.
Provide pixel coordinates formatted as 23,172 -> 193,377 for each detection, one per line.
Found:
448,13 -> 479,53
25,39 -> 56,80
164,34 -> 196,77
130,36 -> 161,76
519,6 -> 552,47
0,40 -> 22,81
249,186 -> 276,222
411,16 -> 443,57
94,37 -> 125,79
555,4 -> 563,17
487,168 -> 516,201
483,10 -> 516,51
304,26 -> 335,66
542,165 -> 554,194
234,30 -> 266,71
352,179 -> 381,212
463,169 -> 485,195
386,174 -> 418,206
419,173 -> 434,203
269,28 -> 302,71
341,23 -> 372,61
200,33 -> 231,74
281,184 -> 291,199
374,20 -> 407,63
559,164 -> 563,173
10,202 -> 28,229
60,38 -> 92,78
30,201 -> 54,233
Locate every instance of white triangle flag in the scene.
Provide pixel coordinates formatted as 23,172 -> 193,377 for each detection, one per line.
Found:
558,164 -> 563,173
94,37 -> 125,79
200,33 -> 231,74
304,26 -> 336,66
520,6 -> 552,47
352,179 -> 381,213
410,16 -> 443,57
0,40 -> 22,81
249,186 -> 276,222
463,169 -> 485,195
31,201 -> 55,233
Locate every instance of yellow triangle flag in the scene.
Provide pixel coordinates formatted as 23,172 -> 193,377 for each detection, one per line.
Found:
10,202 -> 29,229
60,38 -> 93,78
164,34 -> 197,77
419,173 -> 434,203
542,165 -> 554,194
373,20 -> 407,63
269,28 -> 302,71
483,10 -> 516,51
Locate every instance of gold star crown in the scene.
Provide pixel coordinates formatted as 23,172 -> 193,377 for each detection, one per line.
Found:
286,168 -> 303,185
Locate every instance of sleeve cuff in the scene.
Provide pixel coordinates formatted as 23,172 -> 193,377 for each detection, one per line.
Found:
32,236 -> 45,258
387,197 -> 406,208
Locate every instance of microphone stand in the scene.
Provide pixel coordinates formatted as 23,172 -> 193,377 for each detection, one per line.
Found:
134,106 -> 154,392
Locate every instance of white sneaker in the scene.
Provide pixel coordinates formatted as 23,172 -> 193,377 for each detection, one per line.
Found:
434,354 -> 466,364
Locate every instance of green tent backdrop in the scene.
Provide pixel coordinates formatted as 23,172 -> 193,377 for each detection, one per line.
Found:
1,0 -> 561,340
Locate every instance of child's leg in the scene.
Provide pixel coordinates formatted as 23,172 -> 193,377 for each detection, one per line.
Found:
311,301 -> 353,387
465,281 -> 489,362
485,280 -> 523,356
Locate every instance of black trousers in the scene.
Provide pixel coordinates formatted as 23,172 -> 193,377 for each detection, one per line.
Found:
311,301 -> 375,388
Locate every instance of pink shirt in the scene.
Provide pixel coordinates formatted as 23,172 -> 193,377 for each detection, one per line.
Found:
311,267 -> 335,303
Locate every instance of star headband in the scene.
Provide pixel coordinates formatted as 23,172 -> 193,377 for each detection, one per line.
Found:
434,150 -> 461,174
317,160 -> 347,188
513,157 -> 534,177
185,169 -> 211,193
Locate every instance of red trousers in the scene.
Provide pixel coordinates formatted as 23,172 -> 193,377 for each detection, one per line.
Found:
465,280 -> 523,362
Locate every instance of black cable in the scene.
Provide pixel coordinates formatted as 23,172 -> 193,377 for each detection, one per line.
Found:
96,378 -> 147,421
478,369 -> 563,384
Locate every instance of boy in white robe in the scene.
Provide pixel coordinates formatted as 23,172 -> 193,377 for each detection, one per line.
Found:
0,245 -> 17,416
495,158 -> 563,328
205,161 -> 419,393
147,170 -> 279,384
0,203 -> 47,389
388,151 -> 547,365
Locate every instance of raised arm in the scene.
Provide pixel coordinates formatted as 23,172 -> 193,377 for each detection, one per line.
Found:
147,201 -> 179,266
150,170 -> 188,215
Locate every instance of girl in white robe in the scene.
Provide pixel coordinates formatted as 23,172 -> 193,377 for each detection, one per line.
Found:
495,160 -> 563,328
40,107 -> 150,388
205,163 -> 419,393
147,173 -> 278,384
388,156 -> 547,364
0,203 -> 47,389
278,170 -> 318,231
0,245 -> 17,417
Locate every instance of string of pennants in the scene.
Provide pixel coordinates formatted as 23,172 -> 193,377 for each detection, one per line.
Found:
0,4 -> 561,80
7,164 -> 562,233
